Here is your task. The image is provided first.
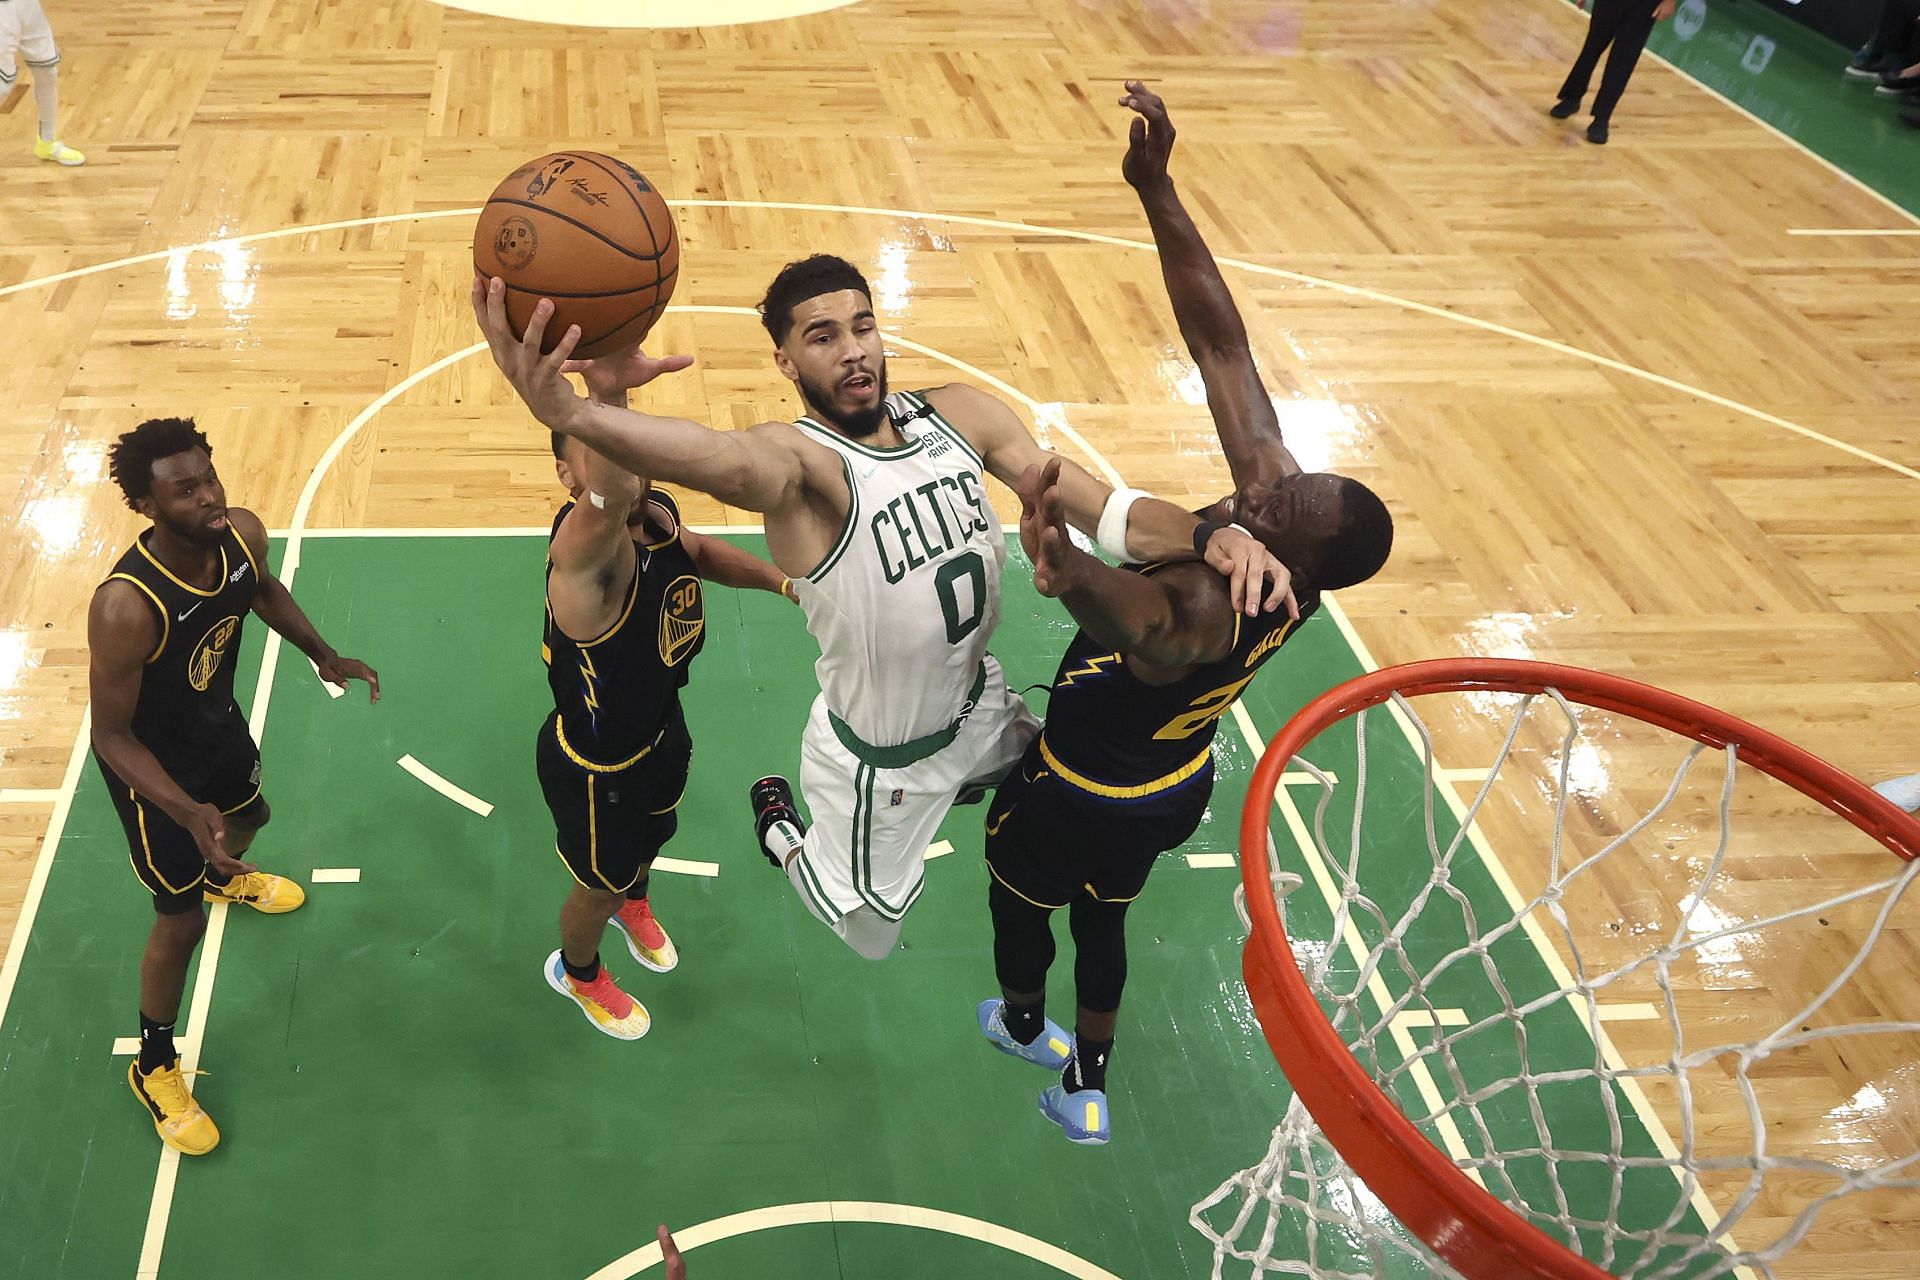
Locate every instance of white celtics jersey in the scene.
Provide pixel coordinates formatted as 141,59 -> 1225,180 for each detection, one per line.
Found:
790,390 -> 1006,750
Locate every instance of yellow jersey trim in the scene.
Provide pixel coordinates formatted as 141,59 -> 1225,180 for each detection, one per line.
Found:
554,714 -> 658,774
1037,733 -> 1212,800
985,857 -> 1069,911
233,523 -> 262,582
137,539 -> 228,598
640,496 -> 680,551
108,574 -> 170,664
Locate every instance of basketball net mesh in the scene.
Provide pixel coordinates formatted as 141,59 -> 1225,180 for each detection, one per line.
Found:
1192,687 -> 1920,1279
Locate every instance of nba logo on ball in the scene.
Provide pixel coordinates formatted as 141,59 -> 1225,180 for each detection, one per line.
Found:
891,788 -> 904,807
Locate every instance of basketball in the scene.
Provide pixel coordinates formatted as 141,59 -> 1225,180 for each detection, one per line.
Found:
472,151 -> 680,360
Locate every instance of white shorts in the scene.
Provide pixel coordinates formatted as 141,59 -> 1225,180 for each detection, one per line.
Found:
0,0 -> 59,85
786,655 -> 1039,927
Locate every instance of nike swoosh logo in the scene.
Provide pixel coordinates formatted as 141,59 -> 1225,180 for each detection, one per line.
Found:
860,465 -> 879,480
176,603 -> 202,622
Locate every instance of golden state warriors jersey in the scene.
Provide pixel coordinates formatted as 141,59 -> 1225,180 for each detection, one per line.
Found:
101,526 -> 262,772
543,491 -> 705,767
1040,570 -> 1321,795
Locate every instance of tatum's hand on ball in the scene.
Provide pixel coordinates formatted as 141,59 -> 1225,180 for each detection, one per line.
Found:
473,274 -> 584,430
560,346 -> 695,399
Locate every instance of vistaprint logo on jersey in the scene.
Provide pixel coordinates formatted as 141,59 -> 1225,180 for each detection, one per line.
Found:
231,564 -> 249,582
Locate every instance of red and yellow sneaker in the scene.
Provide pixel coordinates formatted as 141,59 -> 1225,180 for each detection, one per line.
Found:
204,871 -> 305,914
543,950 -> 650,1040
128,1059 -> 220,1155
610,898 -> 678,973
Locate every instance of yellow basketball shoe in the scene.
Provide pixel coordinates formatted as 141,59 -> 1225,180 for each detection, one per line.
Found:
610,897 -> 678,973
544,950 -> 650,1040
33,137 -> 86,166
128,1059 -> 220,1156
204,871 -> 305,914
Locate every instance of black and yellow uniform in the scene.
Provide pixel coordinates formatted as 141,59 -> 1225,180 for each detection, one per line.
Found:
535,491 -> 706,892
94,526 -> 266,911
986,566 -> 1322,908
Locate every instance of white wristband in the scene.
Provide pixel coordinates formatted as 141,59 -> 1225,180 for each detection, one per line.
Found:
1096,487 -> 1151,562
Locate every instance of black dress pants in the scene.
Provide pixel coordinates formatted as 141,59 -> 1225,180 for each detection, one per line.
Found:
1558,0 -> 1660,124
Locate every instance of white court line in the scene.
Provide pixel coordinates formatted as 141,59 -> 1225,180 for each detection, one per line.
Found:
111,1037 -> 199,1057
0,789 -> 64,803
310,868 -> 361,884
652,857 -> 719,878
1280,770 -> 1338,787
0,708 -> 91,1032
584,1200 -> 1123,1280
1185,852 -> 1238,870
1435,766 -> 1493,784
1391,1008 -> 1472,1032
924,840 -> 955,860
1787,228 -> 1920,237
1596,1002 -> 1662,1022
397,755 -> 494,818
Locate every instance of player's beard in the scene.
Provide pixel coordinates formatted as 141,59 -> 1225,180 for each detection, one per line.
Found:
161,512 -> 229,549
797,365 -> 890,439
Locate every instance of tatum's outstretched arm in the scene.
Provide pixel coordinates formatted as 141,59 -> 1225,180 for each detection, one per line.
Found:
473,275 -> 842,519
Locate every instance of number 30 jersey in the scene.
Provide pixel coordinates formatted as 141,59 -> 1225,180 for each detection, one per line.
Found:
789,390 -> 1006,750
1039,566 -> 1322,795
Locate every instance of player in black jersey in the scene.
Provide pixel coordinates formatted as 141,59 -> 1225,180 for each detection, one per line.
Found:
537,352 -> 793,1040
89,417 -> 378,1156
975,85 -> 1396,1145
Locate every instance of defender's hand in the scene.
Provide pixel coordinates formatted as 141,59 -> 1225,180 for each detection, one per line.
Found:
317,654 -> 381,703
1120,79 -> 1176,191
1204,525 -> 1299,619
1016,457 -> 1088,600
471,274 -> 585,429
560,347 -> 695,399
178,803 -> 258,879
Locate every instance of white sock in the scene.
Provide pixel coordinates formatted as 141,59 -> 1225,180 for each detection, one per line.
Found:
32,66 -> 59,142
761,819 -> 805,866
1872,772 -> 1920,814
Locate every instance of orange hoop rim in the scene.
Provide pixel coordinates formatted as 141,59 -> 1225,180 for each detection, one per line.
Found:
1237,658 -> 1920,1280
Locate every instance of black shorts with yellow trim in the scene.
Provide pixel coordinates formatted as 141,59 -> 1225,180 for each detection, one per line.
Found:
97,713 -> 267,915
982,736 -> 1213,910
534,704 -> 691,894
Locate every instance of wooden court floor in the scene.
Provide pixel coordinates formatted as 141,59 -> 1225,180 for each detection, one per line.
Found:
2,0 -> 1917,1275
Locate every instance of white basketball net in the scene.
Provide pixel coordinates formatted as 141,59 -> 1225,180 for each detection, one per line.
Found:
1193,686 -> 1920,1280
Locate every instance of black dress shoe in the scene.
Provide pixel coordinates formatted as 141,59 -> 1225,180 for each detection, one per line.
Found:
1586,119 -> 1609,145
1875,72 -> 1920,96
1549,97 -> 1581,119
1845,47 -> 1897,79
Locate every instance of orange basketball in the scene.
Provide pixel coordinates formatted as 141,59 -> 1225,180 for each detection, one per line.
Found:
472,151 -> 680,359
